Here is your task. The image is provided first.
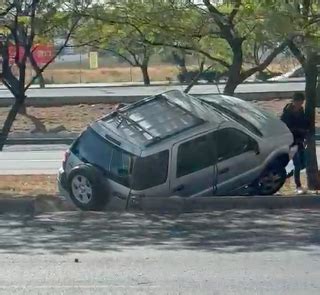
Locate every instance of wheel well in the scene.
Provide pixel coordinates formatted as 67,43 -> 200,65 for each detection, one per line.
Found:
269,154 -> 290,169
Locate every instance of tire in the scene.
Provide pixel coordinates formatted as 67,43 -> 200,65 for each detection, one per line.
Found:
67,164 -> 110,211
251,164 -> 287,196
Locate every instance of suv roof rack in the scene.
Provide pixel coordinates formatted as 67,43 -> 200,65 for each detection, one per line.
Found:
101,91 -> 206,147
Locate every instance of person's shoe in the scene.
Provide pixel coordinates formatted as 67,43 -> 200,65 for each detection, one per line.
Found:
296,187 -> 307,195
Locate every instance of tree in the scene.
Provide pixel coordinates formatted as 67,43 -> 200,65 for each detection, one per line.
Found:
266,0 -> 320,189
75,19 -> 156,85
118,0 -> 291,95
0,0 -> 82,150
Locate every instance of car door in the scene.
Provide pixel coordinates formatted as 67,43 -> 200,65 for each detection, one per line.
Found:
170,132 -> 216,197
213,128 -> 263,195
130,149 -> 171,198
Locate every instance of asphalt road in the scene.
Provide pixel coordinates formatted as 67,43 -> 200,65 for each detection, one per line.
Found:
0,144 -> 319,175
0,146 -> 65,175
0,81 -> 306,99
0,209 -> 320,294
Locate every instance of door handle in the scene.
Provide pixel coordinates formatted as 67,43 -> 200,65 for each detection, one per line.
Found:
173,184 -> 185,192
219,167 -> 230,175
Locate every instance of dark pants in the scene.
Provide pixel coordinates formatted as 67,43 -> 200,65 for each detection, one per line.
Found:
292,147 -> 306,188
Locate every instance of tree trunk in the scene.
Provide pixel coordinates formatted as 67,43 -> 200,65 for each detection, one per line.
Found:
28,52 -> 45,88
304,52 -> 320,189
140,65 -> 150,86
223,39 -> 243,95
34,70 -> 45,88
223,79 -> 239,95
0,100 -> 23,151
172,51 -> 188,75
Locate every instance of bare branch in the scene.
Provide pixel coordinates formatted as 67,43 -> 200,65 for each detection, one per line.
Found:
241,40 -> 289,81
28,0 -> 39,49
288,40 -> 306,67
202,0 -> 224,20
229,0 -> 242,22
144,39 -> 230,69
184,60 -> 205,94
103,48 -> 136,67
0,3 -> 15,17
25,17 -> 81,91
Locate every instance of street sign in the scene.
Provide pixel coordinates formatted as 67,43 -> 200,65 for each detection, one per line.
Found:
89,52 -> 98,69
32,44 -> 54,64
8,43 -> 54,65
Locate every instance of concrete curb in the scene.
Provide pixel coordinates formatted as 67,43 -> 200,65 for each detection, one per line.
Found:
2,194 -> 320,215
137,195 -> 320,213
0,195 -> 76,215
6,137 -> 75,145
0,81 -> 176,90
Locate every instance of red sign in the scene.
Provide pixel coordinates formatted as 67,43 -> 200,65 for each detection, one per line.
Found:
8,44 -> 25,64
8,43 -> 54,65
32,44 -> 54,64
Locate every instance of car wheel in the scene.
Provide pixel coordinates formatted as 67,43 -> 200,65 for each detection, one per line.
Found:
68,164 -> 110,211
252,165 -> 287,196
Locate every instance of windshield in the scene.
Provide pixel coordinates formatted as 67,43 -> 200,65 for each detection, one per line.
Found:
201,95 -> 278,137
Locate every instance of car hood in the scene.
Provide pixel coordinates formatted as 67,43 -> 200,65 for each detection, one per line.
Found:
200,94 -> 291,138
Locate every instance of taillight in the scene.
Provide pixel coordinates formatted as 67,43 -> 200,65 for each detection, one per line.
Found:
62,150 -> 70,170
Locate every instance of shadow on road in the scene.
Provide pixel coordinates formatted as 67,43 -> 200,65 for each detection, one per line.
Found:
0,209 -> 320,255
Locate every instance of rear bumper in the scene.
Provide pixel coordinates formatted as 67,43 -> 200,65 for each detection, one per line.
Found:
57,167 -> 70,201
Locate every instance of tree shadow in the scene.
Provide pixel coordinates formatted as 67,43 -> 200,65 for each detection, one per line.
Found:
0,209 -> 320,255
23,112 -> 47,133
18,105 -> 47,133
18,106 -> 67,133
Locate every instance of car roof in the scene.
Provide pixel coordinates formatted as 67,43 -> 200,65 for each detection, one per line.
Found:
93,90 -> 226,153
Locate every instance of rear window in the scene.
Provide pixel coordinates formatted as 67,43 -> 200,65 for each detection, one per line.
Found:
71,128 -> 134,187
132,150 -> 169,190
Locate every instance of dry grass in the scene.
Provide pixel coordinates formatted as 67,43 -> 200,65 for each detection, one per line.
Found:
280,175 -> 308,196
0,104 -> 116,134
22,62 -> 297,85
34,65 -> 179,84
0,175 -> 57,197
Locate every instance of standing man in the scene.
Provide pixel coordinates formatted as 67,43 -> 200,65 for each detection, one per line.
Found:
281,92 -> 309,194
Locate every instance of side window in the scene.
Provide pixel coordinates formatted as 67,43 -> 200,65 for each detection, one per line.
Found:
214,128 -> 256,162
132,150 -> 169,190
110,149 -> 132,178
177,134 -> 215,178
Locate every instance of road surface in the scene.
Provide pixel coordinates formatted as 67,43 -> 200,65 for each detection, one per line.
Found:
0,144 -> 319,175
0,209 -> 320,294
0,81 -> 307,100
0,145 -> 66,175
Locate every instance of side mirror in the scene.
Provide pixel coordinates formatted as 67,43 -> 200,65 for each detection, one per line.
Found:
251,141 -> 260,155
252,141 -> 260,155
118,168 -> 129,177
